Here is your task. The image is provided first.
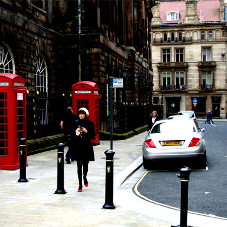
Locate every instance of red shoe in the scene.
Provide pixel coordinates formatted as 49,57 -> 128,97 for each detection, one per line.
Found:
84,177 -> 88,187
78,186 -> 83,192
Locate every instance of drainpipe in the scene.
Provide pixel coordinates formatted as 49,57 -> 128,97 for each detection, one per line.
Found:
78,0 -> 81,81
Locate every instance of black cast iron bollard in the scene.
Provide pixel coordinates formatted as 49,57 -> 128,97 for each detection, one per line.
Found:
103,149 -> 115,209
172,167 -> 193,227
18,138 -> 28,183
54,143 -> 67,194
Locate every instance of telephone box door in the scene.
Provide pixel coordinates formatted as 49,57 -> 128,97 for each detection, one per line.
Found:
72,81 -> 100,145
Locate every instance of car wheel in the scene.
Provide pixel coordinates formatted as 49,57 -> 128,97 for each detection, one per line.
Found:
143,156 -> 150,169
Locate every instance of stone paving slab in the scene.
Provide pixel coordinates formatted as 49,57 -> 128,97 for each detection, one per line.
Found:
0,131 -> 227,226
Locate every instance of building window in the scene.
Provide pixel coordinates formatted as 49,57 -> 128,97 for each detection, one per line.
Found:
179,32 -> 182,42
175,49 -> 184,62
201,31 -> 205,41
225,6 -> 227,21
164,33 -> 167,42
35,55 -> 48,93
175,72 -> 184,89
167,12 -> 179,21
162,72 -> 171,89
34,54 -> 48,125
202,47 -> 211,61
171,32 -> 175,42
0,42 -> 15,74
202,71 -> 212,89
162,49 -> 170,62
208,31 -> 213,41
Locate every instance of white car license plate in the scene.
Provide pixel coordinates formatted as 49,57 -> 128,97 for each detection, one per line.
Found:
163,141 -> 181,146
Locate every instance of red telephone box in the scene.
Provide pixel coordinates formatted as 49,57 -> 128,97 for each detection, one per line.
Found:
72,81 -> 100,145
0,73 -> 27,170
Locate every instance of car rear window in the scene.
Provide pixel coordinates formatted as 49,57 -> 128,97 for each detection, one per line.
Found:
151,121 -> 195,134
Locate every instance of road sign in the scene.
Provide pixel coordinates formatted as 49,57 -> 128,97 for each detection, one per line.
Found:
113,78 -> 123,88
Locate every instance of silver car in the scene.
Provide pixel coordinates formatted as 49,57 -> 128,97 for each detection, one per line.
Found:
142,119 -> 206,169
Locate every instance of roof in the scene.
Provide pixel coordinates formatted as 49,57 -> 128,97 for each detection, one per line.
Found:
160,0 -> 221,24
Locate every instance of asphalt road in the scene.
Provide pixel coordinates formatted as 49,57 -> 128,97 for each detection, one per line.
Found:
136,120 -> 227,219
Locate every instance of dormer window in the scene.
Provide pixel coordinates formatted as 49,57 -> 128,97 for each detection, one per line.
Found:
167,12 -> 179,21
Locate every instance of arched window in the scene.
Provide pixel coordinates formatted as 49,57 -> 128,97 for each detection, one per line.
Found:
208,31 -> 213,41
178,32 -> 182,42
171,32 -> 175,41
35,54 -> 48,94
164,33 -> 168,42
0,42 -> 15,74
34,54 -> 48,125
201,31 -> 205,41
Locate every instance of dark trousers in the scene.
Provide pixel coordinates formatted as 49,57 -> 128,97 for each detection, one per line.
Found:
77,161 -> 89,187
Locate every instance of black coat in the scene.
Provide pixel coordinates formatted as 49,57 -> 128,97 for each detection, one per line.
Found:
61,113 -> 77,140
70,118 -> 95,161
148,117 -> 159,131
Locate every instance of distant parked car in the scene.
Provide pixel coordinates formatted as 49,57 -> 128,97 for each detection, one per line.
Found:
178,111 -> 197,122
142,119 -> 206,169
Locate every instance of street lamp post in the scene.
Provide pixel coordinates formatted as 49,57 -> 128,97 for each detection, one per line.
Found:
161,87 -> 164,120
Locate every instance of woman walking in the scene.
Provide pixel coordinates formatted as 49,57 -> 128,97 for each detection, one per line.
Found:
70,107 -> 95,192
148,111 -> 159,131
60,106 -> 77,164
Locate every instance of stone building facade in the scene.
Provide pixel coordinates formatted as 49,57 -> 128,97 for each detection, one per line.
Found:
0,0 -> 154,139
151,0 -> 227,119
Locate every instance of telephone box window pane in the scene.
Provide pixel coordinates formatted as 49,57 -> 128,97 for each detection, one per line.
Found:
0,148 -> 5,155
18,116 -> 23,123
18,124 -> 24,131
81,99 -> 84,105
85,99 -> 88,104
0,101 -> 4,108
0,109 -> 4,115
18,101 -> 23,107
18,109 -> 23,115
0,117 -> 4,123
77,99 -> 80,105
18,131 -> 24,139
0,141 -> 4,147
0,133 -> 4,138
0,93 -> 4,99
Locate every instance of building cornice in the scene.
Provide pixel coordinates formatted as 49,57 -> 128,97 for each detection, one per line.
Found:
151,22 -> 226,29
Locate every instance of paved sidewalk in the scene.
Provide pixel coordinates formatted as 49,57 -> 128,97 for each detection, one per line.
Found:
0,131 -> 227,227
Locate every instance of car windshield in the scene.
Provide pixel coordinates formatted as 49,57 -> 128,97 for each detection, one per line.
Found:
151,121 -> 196,134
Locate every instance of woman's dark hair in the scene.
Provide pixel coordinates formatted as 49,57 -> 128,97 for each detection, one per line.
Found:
77,110 -> 88,119
66,107 -> 73,116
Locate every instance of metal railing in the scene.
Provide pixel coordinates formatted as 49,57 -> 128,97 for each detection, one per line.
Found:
201,84 -> 213,89
174,85 -> 185,90
154,37 -> 192,44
